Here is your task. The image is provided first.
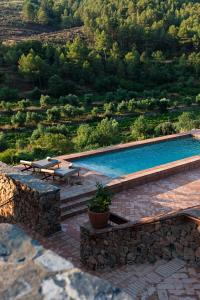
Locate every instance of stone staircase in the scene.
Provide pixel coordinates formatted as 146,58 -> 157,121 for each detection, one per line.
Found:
60,191 -> 95,221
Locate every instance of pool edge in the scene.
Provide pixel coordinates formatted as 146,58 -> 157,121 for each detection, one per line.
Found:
57,130 -> 200,191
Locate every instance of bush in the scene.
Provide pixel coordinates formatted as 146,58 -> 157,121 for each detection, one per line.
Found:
196,94 -> 200,105
176,112 -> 196,132
0,133 -> 8,151
0,149 -> 19,164
91,107 -> 100,117
59,94 -> 79,106
87,183 -> 112,213
32,133 -> 71,154
131,115 -> 151,140
73,118 -> 119,150
103,102 -> 115,115
17,99 -> 30,110
26,112 -> 42,125
155,122 -> 176,136
157,98 -> 170,113
47,106 -> 61,122
40,95 -> 51,108
11,111 -> 26,127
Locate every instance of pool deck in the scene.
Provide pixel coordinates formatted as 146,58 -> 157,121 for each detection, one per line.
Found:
25,166 -> 200,299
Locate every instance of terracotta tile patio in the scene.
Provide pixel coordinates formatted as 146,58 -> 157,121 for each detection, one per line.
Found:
23,167 -> 200,299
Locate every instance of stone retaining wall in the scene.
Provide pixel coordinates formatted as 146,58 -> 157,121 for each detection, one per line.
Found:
80,211 -> 200,270
0,162 -> 61,236
0,223 -> 131,300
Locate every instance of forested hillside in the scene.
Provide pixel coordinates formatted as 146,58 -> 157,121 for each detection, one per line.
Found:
1,0 -> 200,163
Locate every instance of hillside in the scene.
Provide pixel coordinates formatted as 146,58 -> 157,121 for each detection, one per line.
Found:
0,0 -> 83,43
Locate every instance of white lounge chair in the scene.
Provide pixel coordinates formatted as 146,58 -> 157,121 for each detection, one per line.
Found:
40,166 -> 80,182
20,159 -> 61,172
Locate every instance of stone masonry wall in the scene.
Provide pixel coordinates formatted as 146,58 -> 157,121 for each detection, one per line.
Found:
0,162 -> 61,236
80,214 -> 200,270
0,223 -> 132,300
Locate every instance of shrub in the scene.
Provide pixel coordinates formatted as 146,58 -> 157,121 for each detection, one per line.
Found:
196,94 -> 200,105
176,112 -> 196,132
11,111 -> 26,127
103,102 -> 115,115
155,122 -> 176,136
131,116 -> 151,140
0,133 -> 8,151
117,100 -> 128,113
0,149 -> 19,164
157,98 -> 170,113
87,183 -> 112,213
32,133 -> 71,154
73,118 -> 119,150
59,94 -> 79,106
26,112 -> 42,125
40,95 -> 51,108
17,99 -> 30,110
91,107 -> 100,117
47,107 -> 61,122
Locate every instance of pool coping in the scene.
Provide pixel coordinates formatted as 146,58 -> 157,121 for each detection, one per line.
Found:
58,130 -> 200,191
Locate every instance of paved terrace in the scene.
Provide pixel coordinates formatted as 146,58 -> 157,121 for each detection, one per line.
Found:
22,167 -> 200,300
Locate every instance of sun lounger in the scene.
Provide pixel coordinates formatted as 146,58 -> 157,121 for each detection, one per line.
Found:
20,159 -> 61,172
40,167 -> 80,182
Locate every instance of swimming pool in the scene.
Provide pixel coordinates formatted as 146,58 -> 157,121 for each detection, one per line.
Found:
74,137 -> 200,178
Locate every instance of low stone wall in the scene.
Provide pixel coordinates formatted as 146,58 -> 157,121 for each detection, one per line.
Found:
80,209 -> 200,270
0,162 -> 61,236
0,223 -> 131,300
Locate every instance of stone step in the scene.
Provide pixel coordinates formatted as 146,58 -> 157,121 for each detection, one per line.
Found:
60,196 -> 91,212
61,205 -> 87,221
61,189 -> 96,204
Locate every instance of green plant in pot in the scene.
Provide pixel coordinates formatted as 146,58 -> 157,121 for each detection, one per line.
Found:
87,182 -> 112,229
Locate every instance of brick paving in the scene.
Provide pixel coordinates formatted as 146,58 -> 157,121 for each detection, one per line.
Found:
24,167 -> 200,299
110,168 -> 200,222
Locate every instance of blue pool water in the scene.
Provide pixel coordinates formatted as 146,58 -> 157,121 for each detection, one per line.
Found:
74,137 -> 200,178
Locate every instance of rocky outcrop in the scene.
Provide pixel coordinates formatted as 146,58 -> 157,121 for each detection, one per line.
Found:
0,223 -> 132,300
0,162 -> 61,236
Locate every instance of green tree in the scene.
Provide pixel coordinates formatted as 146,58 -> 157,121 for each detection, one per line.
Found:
11,111 -> 26,127
40,94 -> 51,108
37,6 -> 49,24
26,112 -> 41,126
22,0 -> 36,22
47,106 -> 61,122
131,116 -> 150,140
73,124 -> 94,150
18,51 -> 46,84
33,133 -> 70,154
196,94 -> 200,105
176,112 -> 196,132
155,122 -> 176,136
0,133 -> 7,151
18,99 -> 30,110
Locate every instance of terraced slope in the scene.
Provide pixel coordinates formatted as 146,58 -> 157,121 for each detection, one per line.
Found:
0,0 -> 83,43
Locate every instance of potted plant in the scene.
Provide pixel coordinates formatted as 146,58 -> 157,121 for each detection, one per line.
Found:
87,182 -> 112,229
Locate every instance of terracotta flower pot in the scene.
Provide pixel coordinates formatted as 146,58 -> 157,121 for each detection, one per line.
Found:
88,210 -> 110,229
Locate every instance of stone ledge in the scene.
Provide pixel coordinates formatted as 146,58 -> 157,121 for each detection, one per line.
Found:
80,206 -> 200,270
0,163 -> 61,236
0,223 -> 132,300
9,173 -> 60,195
